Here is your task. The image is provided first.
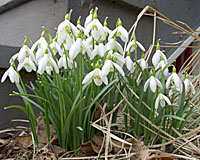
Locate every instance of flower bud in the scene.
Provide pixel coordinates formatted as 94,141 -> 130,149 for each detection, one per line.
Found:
141,52 -> 145,58
77,16 -> 81,25
156,39 -> 160,50
41,31 -> 45,37
127,51 -> 131,57
104,17 -> 108,27
65,9 -> 72,20
90,9 -> 94,15
116,18 -> 122,27
172,67 -> 176,73
23,39 -> 27,45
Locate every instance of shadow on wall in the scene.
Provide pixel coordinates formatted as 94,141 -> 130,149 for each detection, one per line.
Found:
0,69 -> 38,131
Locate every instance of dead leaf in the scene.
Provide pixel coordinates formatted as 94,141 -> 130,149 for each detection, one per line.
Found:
147,154 -> 177,160
17,134 -> 32,147
80,141 -> 102,155
51,145 -> 65,157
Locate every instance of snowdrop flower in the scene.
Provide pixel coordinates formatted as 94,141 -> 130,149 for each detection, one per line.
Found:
84,9 -> 94,28
102,55 -> 125,77
69,32 -> 92,60
31,34 -> 48,60
126,39 -> 145,52
63,35 -> 75,51
155,57 -> 168,77
1,64 -> 19,83
137,53 -> 148,71
57,10 -> 78,44
17,57 -> 36,72
166,67 -> 182,90
90,41 -> 105,59
144,71 -> 163,93
82,67 -> 108,86
108,18 -> 128,43
50,38 -> 63,56
84,11 -> 105,41
105,38 -> 123,54
76,16 -> 85,33
111,50 -> 125,67
168,84 -> 182,97
152,40 -> 168,67
155,92 -> 171,110
183,73 -> 195,95
11,39 -> 36,63
125,52 -> 135,73
31,34 -> 48,53
37,49 -> 59,75
58,53 -> 75,69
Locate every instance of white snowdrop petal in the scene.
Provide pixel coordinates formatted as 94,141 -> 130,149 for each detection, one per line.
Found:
9,67 -> 19,83
155,96 -> 160,110
136,41 -> 145,52
108,28 -> 117,41
94,78 -> 102,86
115,41 -> 124,54
1,69 -> 9,83
69,39 -> 81,60
152,50 -> 161,67
155,78 -> 163,88
150,76 -> 157,93
102,60 -> 112,76
161,94 -> 171,105
113,62 -> 125,77
144,78 -> 150,92
118,26 -> 128,43
82,69 -> 96,84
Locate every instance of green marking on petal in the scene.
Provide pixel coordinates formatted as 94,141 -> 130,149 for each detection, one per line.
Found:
93,75 -> 100,80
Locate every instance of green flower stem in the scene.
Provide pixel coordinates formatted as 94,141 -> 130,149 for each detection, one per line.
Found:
79,52 -> 83,127
56,73 -> 64,147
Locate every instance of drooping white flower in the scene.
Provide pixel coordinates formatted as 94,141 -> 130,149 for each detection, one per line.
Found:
31,36 -> 48,53
84,9 -> 94,28
57,11 -> 78,44
17,57 -> 36,72
144,73 -> 163,93
103,17 -> 111,37
17,45 -> 35,63
125,55 -> 135,73
111,51 -> 125,67
58,54 -> 76,69
183,74 -> 195,95
31,36 -> 48,60
126,40 -> 145,52
152,40 -> 168,67
37,50 -> 59,75
105,38 -> 123,54
82,68 -> 108,86
108,18 -> 128,43
63,35 -> 75,51
84,12 -> 105,41
166,67 -> 181,90
102,56 -> 125,77
155,93 -> 171,110
137,54 -> 148,71
50,39 -> 63,56
69,35 -> 92,60
1,65 -> 19,83
155,59 -> 168,77
90,42 -> 106,59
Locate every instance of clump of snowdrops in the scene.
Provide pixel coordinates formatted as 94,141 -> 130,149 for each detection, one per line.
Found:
1,7 -> 197,150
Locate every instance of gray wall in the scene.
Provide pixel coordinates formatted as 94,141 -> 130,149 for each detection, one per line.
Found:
0,0 -> 68,47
